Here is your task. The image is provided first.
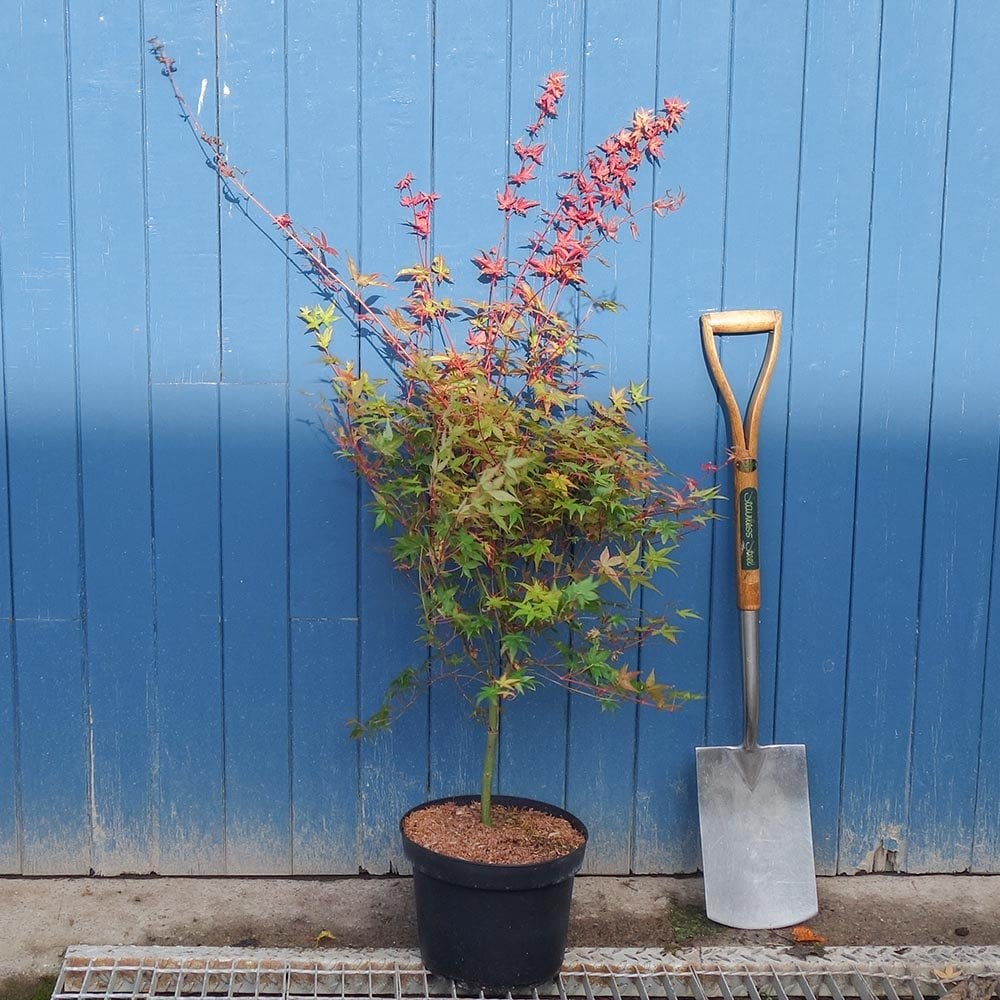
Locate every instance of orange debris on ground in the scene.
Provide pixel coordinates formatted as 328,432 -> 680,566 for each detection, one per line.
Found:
791,926 -> 827,945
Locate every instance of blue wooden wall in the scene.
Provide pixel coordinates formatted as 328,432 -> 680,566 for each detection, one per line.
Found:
0,0 -> 997,876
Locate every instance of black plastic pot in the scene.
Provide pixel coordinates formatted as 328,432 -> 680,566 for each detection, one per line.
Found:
400,795 -> 588,990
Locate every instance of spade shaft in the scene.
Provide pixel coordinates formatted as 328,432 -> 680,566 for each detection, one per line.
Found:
740,609 -> 759,751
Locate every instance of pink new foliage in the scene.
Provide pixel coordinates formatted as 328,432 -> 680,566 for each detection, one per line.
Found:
148,37 -> 686,399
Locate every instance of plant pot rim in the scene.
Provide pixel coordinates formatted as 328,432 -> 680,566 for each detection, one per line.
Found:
400,794 -> 588,890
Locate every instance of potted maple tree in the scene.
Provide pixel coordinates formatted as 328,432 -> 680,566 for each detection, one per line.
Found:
150,40 -> 714,989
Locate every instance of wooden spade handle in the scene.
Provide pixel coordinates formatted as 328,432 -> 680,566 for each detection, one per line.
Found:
700,309 -> 782,611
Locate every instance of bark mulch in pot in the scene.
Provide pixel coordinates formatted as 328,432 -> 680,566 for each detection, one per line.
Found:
403,801 -> 584,865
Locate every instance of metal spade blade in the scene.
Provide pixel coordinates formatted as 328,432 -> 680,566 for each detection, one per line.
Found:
696,742 -> 818,929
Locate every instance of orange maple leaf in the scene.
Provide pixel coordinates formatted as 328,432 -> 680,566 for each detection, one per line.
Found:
791,925 -> 826,945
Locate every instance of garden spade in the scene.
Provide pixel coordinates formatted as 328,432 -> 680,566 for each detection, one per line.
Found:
695,309 -> 817,930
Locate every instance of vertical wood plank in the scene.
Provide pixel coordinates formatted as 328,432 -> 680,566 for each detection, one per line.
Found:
144,0 -> 221,383
0,0 -> 90,874
214,0 -> 292,877
290,619 -> 358,873
909,0 -> 1000,874
632,0 -> 732,874
837,0 -> 954,874
286,2 -> 359,629
425,0 -> 510,804
561,0 -> 659,875
286,0 -> 361,876
220,382 -> 290,873
0,621 -> 18,872
705,0 -> 806,754
70,0 -> 158,874
0,245 -> 20,872
0,4 -> 85,625
356,0 -> 435,873
151,383 -> 225,874
16,621 -> 89,873
774,0 -> 881,874
143,7 -> 226,872
217,0 -> 288,384
974,496 -> 1000,873
497,0 -> 585,812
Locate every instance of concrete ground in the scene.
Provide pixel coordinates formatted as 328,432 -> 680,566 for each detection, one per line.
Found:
1,873 -> 998,991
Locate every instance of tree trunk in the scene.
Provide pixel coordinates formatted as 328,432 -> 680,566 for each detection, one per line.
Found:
480,696 -> 500,825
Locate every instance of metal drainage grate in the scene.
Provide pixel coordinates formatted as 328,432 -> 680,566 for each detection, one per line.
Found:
53,948 -> 1000,1000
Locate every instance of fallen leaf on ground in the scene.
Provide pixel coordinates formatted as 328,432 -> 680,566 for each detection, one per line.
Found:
932,965 -> 962,981
316,929 -> 337,945
785,943 -> 827,960
791,925 -> 826,945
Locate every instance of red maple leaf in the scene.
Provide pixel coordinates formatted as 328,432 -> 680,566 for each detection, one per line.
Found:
308,229 -> 338,256
513,139 -> 546,164
471,249 -> 508,282
552,230 -> 589,262
536,70 -> 566,118
509,162 -> 536,186
616,128 -> 636,150
588,156 -> 611,183
528,255 -> 560,280
564,204 -> 598,229
652,191 -> 685,216
662,97 -> 688,130
409,208 -> 431,238
496,188 -> 539,216
592,182 -> 617,207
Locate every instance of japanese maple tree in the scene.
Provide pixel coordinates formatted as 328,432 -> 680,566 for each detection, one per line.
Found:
150,40 -> 715,825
